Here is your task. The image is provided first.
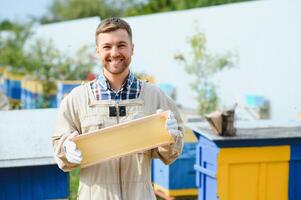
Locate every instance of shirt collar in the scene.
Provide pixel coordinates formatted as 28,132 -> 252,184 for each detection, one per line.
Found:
96,71 -> 136,92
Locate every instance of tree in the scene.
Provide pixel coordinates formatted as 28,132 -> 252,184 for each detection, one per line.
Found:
27,39 -> 95,107
124,0 -> 253,16
54,45 -> 95,80
41,0 -> 254,23
26,38 -> 61,108
41,0 -> 121,24
0,20 -> 14,31
174,31 -> 236,115
0,23 -> 33,73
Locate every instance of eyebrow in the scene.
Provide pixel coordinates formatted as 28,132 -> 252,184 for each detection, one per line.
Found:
101,41 -> 128,46
101,43 -> 111,47
118,41 -> 128,45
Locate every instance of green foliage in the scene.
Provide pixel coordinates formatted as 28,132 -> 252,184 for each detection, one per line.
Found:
54,45 -> 95,80
175,31 -> 236,115
40,0 -> 253,23
41,0 -> 121,23
0,23 -> 33,73
0,20 -> 15,31
69,167 -> 80,200
0,21 -> 95,108
26,39 -> 95,108
26,38 -> 60,108
27,39 -> 60,79
124,0 -> 253,16
16,37 -> 95,81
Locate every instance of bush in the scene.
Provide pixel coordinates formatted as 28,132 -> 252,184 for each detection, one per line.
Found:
175,31 -> 236,115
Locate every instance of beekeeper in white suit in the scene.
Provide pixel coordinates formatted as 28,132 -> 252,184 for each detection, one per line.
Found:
52,17 -> 184,200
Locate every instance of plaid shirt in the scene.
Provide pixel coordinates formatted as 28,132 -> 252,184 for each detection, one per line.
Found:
91,72 -> 142,101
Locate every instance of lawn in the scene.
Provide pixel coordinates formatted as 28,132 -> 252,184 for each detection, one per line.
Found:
69,167 -> 80,200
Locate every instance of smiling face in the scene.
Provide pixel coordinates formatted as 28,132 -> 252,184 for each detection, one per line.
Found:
96,29 -> 134,75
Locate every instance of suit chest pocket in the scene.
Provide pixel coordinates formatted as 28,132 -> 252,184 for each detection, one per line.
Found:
80,115 -> 104,134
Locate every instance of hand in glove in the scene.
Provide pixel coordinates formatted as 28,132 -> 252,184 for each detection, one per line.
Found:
165,111 -> 183,139
63,132 -> 82,164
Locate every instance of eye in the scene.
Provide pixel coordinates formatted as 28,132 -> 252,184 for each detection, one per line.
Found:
102,45 -> 111,50
118,44 -> 126,48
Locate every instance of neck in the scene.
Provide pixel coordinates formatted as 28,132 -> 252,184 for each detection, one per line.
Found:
103,69 -> 129,91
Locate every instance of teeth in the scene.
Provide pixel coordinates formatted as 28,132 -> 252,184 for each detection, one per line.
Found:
107,58 -> 123,63
112,60 -> 120,64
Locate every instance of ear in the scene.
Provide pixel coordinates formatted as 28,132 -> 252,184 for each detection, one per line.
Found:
96,46 -> 100,54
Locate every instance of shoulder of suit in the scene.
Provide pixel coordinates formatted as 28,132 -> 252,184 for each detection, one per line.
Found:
142,81 -> 160,92
66,81 -> 91,99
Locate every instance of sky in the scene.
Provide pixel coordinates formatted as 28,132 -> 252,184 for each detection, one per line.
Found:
0,0 -> 51,22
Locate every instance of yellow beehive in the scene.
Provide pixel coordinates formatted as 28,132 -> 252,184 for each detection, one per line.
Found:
217,145 -> 290,200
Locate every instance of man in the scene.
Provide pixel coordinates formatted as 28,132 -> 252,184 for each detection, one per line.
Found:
53,17 -> 183,200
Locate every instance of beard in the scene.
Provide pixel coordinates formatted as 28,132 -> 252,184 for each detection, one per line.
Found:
103,63 -> 128,75
102,56 -> 131,75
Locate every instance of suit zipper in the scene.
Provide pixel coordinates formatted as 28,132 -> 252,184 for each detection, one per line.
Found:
116,101 -> 123,199
116,101 -> 120,124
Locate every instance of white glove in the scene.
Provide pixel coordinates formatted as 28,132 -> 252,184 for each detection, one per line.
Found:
63,132 -> 82,164
165,111 -> 183,138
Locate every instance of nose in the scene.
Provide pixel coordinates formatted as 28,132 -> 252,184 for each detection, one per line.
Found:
111,46 -> 120,57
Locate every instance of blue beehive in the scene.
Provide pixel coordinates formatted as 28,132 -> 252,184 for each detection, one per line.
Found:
56,80 -> 82,106
3,71 -> 24,102
188,120 -> 301,200
153,142 -> 197,197
21,80 -> 57,109
194,137 -> 218,200
289,144 -> 301,200
10,78 -> 22,100
151,160 -> 154,182
0,165 -> 68,200
3,74 -> 10,98
0,109 -> 69,200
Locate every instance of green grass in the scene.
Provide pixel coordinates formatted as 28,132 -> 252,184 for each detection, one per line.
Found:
69,167 -> 80,200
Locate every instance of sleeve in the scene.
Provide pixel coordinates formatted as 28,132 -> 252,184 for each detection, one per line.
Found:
52,93 -> 81,172
150,88 -> 184,165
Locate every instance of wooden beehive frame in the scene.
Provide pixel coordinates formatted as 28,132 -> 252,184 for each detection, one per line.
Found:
73,111 -> 174,168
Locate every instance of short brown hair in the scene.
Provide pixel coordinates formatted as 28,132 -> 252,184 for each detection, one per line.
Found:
95,17 -> 132,45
